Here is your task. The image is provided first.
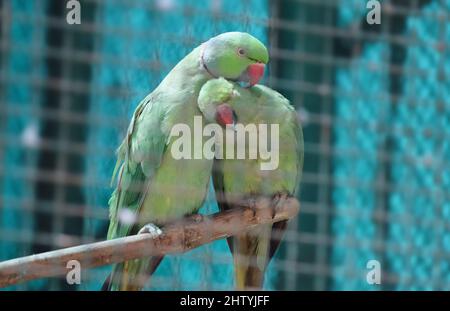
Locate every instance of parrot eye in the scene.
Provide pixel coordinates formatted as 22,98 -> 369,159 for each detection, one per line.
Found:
237,48 -> 246,56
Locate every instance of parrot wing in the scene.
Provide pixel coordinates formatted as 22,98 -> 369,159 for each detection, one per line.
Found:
108,93 -> 168,240
269,105 -> 304,260
105,94 -> 170,291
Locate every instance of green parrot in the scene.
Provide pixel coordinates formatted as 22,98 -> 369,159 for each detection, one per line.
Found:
198,78 -> 304,290
103,32 -> 269,291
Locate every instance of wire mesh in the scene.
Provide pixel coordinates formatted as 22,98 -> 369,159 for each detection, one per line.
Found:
0,0 -> 449,290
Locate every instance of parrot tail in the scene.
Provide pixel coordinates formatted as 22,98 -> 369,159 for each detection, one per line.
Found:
101,275 -> 112,291
101,256 -> 163,291
233,224 -> 271,290
232,220 -> 288,290
235,258 -> 265,290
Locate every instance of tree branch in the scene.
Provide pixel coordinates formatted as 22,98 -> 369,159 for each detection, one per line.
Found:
0,197 -> 300,288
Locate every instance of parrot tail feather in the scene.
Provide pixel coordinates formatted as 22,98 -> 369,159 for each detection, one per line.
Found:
101,275 -> 112,291
235,264 -> 265,290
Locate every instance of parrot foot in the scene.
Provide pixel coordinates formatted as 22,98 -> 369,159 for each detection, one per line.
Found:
271,192 -> 290,219
246,197 -> 259,217
191,214 -> 204,223
138,223 -> 163,237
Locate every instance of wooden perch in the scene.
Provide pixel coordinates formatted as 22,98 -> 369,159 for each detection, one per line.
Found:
0,197 -> 299,288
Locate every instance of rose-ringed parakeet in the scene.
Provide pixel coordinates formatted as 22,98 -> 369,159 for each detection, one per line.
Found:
198,78 -> 304,290
103,32 -> 269,291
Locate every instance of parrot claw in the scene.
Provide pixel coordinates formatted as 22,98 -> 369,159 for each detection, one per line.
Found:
191,214 -> 204,223
247,197 -> 258,217
271,192 -> 290,219
138,223 -> 163,237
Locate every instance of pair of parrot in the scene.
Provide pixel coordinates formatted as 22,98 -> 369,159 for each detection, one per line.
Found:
102,32 -> 304,291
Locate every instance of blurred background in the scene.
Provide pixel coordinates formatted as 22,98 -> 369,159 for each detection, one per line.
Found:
0,0 -> 449,290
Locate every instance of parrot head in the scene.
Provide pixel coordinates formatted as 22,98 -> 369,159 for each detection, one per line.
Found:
198,78 -> 238,128
201,32 -> 269,87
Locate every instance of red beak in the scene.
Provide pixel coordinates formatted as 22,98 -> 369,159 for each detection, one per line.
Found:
247,62 -> 265,86
215,104 -> 237,127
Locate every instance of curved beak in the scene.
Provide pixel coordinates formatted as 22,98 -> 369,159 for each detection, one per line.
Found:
247,62 -> 265,86
215,103 -> 237,128
237,62 -> 265,88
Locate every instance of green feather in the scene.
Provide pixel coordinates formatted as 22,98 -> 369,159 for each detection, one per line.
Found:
105,32 -> 269,291
205,79 -> 304,289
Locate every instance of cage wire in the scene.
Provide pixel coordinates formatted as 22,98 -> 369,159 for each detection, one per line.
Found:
0,0 -> 449,291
